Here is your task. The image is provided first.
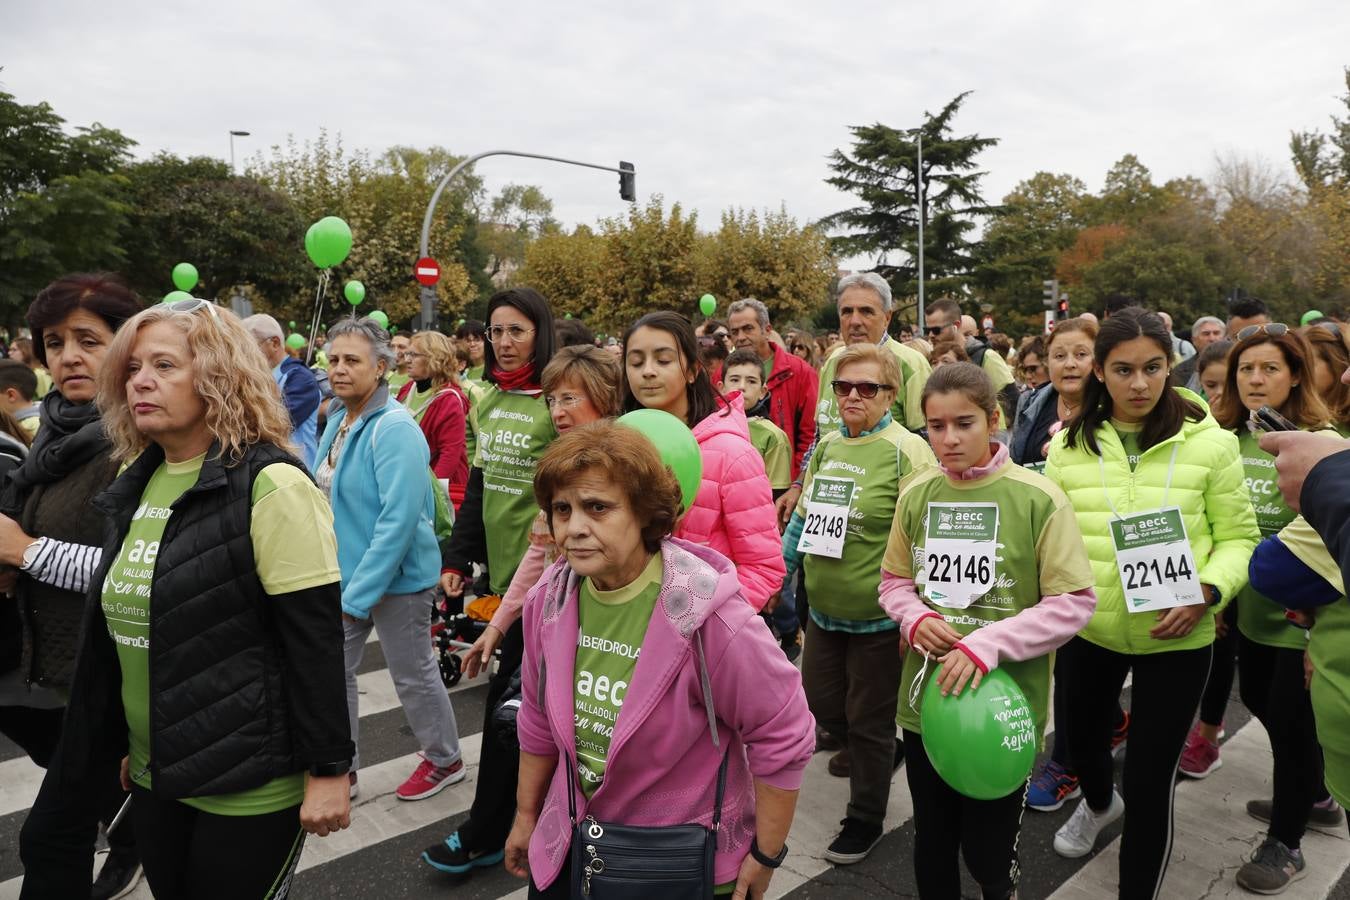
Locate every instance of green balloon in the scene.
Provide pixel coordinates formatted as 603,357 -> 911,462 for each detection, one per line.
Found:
304,216 -> 353,269
699,293 -> 716,317
1301,310 -> 1325,326
162,290 -> 194,304
615,409 -> 703,512
919,667 -> 1036,800
289,320 -> 297,329
285,333 -> 306,351
368,310 -> 389,330
171,262 -> 198,292
344,280 -> 366,305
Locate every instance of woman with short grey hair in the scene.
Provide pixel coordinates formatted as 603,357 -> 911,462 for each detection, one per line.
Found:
315,316 -> 464,802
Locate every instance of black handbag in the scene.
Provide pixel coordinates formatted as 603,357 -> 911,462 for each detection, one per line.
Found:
565,634 -> 730,899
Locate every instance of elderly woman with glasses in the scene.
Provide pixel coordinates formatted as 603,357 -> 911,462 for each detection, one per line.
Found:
316,317 -> 462,803
54,299 -> 354,898
781,343 -> 935,865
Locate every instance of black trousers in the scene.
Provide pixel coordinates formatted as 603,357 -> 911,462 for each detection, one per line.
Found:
1237,632 -> 1323,849
1048,653 -> 1127,767
1059,636 -> 1211,900
129,785 -> 304,899
903,729 -> 1025,899
1198,604 -> 1239,726
0,704 -> 64,768
458,619 -> 524,852
18,730 -> 136,898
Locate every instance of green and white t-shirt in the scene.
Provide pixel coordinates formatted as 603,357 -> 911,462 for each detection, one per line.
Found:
102,454 -> 341,816
472,386 -> 557,595
748,416 -> 791,491
884,462 -> 1094,744
573,553 -> 662,798
795,421 -> 935,624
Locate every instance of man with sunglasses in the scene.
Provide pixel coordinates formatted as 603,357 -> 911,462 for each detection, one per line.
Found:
725,298 -> 818,480
924,298 -> 1014,395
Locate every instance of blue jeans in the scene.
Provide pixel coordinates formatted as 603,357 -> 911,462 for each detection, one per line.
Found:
771,571 -> 799,639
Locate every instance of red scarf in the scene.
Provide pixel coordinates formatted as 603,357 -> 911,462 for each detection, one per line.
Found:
491,361 -> 539,392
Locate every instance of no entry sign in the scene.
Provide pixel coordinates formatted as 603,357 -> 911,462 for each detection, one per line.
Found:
414,257 -> 440,286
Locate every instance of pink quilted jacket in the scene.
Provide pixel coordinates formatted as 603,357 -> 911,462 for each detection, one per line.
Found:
674,393 -> 786,611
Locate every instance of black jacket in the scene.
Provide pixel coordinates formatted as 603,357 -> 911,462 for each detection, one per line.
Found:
58,441 -> 352,797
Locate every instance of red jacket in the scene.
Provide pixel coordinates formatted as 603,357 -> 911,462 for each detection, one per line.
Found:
396,381 -> 469,508
763,343 -> 818,478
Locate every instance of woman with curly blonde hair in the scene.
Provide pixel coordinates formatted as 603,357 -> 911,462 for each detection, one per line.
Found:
58,298 -> 355,897
396,330 -> 469,507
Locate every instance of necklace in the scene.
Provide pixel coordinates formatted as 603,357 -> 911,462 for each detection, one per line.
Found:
1057,396 -> 1080,421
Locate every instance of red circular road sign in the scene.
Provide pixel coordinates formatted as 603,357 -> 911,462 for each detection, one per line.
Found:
414,257 -> 440,286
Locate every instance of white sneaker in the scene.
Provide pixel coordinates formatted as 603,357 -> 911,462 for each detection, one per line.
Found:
1053,790 -> 1124,858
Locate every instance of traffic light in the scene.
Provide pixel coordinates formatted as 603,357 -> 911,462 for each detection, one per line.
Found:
618,161 -> 636,202
1057,292 -> 1070,320
1042,279 -> 1058,309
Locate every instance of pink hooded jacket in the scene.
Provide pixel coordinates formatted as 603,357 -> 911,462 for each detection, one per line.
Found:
516,538 -> 815,891
674,393 -> 786,610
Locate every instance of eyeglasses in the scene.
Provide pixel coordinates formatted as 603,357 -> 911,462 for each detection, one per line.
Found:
405,351 -> 429,360
1020,364 -> 1044,375
1236,323 -> 1289,341
831,379 -> 893,399
168,297 -> 220,320
487,325 -> 535,344
545,393 -> 588,410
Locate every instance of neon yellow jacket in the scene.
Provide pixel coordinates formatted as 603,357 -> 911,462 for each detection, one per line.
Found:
1044,390 -> 1259,654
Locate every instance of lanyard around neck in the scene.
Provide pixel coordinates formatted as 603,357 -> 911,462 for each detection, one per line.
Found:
1099,440 -> 1179,519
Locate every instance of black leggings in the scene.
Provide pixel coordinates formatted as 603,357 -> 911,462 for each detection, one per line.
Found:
1198,604 -> 1239,726
130,785 -> 305,899
903,729 -> 1025,900
459,620 -> 524,853
1237,633 -> 1323,849
1048,653 -> 1127,766
1059,636 -> 1211,900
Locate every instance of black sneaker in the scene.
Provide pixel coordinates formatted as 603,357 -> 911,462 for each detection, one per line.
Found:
91,847 -> 142,900
824,817 -> 883,865
421,831 -> 505,875
1235,837 -> 1306,894
780,633 -> 801,663
1247,797 -> 1345,836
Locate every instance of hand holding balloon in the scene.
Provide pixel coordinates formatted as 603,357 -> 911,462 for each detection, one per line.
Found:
911,616 -> 961,657
935,649 -> 982,697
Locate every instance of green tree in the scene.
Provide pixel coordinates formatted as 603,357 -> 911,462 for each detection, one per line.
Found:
0,89 -> 136,322
1291,67 -> 1350,190
821,91 -> 1000,302
593,196 -> 700,332
516,224 -> 608,321
693,207 -> 835,325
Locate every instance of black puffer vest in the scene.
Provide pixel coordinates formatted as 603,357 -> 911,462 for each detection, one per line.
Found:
64,440 -> 308,797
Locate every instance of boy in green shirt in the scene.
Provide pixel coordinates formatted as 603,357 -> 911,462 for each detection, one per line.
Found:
720,349 -> 791,494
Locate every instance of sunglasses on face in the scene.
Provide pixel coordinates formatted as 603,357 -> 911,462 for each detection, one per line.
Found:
831,379 -> 893,399
1020,364 -> 1043,375
1236,323 -> 1289,341
925,324 -> 951,337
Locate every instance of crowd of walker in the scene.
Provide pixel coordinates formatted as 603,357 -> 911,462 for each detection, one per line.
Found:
2,271 -> 1350,899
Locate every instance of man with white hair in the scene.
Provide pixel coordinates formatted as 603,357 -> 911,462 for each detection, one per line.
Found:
243,314 -> 321,468
1171,314 -> 1226,390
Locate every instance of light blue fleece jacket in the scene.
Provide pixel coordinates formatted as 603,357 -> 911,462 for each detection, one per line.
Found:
316,384 -> 441,618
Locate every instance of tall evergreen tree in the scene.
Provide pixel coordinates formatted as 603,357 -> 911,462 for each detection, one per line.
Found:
821,91 -> 1000,307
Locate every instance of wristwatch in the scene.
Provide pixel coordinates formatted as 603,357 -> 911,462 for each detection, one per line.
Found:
1206,585 -> 1223,607
20,538 -> 46,572
309,760 -> 353,777
749,838 -> 788,869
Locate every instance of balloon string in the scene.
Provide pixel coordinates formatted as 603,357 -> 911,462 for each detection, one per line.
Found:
906,649 -> 931,714
305,269 -> 330,366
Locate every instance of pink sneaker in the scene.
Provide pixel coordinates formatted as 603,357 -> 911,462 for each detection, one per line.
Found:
1178,724 -> 1222,778
396,756 -> 466,800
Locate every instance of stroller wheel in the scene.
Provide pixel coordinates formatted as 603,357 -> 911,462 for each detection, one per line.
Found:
439,644 -> 463,688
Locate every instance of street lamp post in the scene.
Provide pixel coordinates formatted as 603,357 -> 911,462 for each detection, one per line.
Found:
915,131 -> 926,331
416,150 -> 636,331
229,130 -> 251,174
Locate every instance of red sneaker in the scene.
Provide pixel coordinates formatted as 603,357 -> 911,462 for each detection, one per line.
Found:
1178,724 -> 1222,778
396,756 -> 466,801
1110,710 -> 1130,758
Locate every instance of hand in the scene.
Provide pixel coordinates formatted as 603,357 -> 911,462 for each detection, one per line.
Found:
1258,431 -> 1350,513
935,649 -> 983,697
1213,610 -> 1229,639
0,514 -> 35,567
464,625 -> 503,680
763,591 -> 781,614
775,486 -> 801,531
441,571 -> 465,597
119,756 -> 130,792
0,568 -> 17,595
1304,650 -> 1315,691
911,616 -> 961,657
1150,602 -> 1207,640
342,612 -> 359,625
731,850 -> 773,899
504,812 -> 537,879
299,773 -> 352,837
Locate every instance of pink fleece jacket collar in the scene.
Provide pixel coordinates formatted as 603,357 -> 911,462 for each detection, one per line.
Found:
939,441 -> 1009,480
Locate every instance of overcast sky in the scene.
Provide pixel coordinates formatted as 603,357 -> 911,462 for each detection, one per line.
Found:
4,0 -> 1348,266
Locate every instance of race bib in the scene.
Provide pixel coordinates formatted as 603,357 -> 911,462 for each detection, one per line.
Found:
1110,507 -> 1204,613
918,502 -> 999,609
796,476 -> 854,559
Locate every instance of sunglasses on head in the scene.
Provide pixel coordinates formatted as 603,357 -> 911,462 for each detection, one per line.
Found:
1236,323 -> 1289,341
831,379 -> 893,399
168,297 -> 220,320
